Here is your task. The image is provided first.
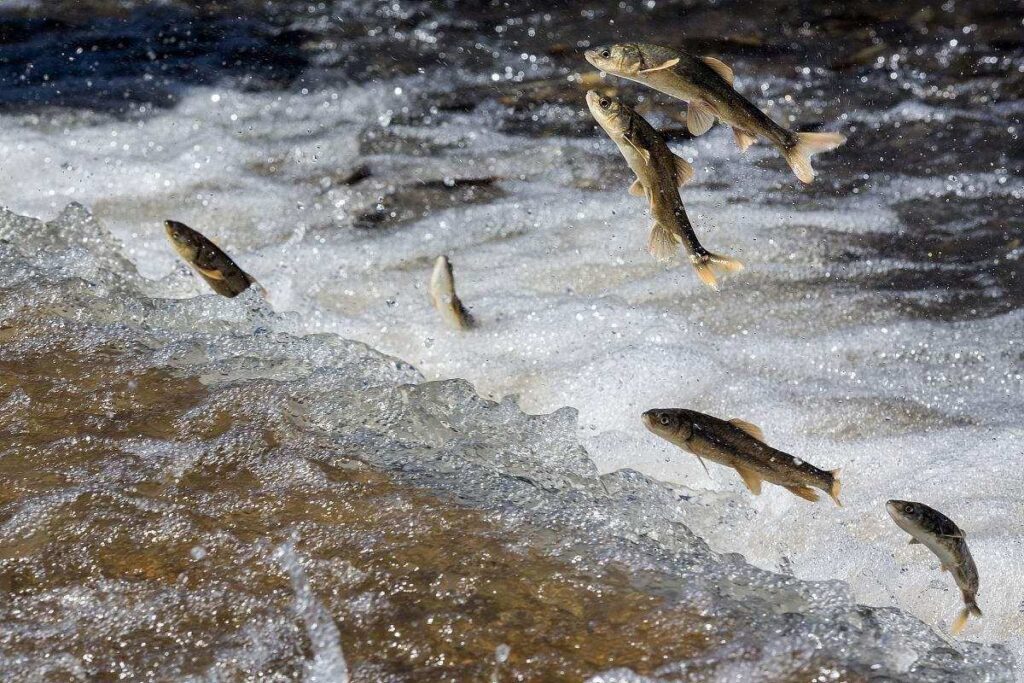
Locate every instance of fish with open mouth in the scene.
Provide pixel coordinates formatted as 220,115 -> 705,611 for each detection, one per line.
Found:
586,90 -> 742,289
585,43 -> 847,183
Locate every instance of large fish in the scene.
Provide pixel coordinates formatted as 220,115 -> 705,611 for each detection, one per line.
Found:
643,408 -> 842,505
586,90 -> 742,289
585,43 -> 847,183
886,499 -> 982,635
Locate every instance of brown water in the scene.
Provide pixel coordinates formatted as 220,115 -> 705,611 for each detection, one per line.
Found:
0,309 -> 871,682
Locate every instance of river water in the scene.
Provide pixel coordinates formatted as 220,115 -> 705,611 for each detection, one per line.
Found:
0,0 -> 1021,680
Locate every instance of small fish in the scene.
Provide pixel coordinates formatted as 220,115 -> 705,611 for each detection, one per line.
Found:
584,43 -> 847,183
642,408 -> 841,505
164,220 -> 263,298
886,500 -> 982,635
430,255 -> 474,330
585,90 -> 742,289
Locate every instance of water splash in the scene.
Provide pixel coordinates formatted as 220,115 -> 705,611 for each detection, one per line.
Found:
272,540 -> 350,683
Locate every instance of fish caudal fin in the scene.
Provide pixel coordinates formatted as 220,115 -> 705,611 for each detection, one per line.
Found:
247,275 -> 270,300
828,469 -> 843,507
648,223 -> 681,261
952,602 -> 982,635
690,251 -> 744,291
784,131 -> 847,183
784,484 -> 820,503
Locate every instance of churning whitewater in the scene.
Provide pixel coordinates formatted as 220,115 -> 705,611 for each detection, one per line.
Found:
0,0 -> 1020,680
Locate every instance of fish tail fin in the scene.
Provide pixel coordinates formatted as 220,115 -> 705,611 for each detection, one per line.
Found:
828,469 -> 842,507
647,223 -> 681,262
952,600 -> 982,635
691,259 -> 719,290
784,131 -> 847,184
690,250 -> 743,290
458,304 -> 476,330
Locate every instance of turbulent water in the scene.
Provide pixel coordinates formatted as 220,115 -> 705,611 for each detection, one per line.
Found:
0,0 -> 1022,680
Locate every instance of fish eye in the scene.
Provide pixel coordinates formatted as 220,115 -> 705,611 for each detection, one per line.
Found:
599,98 -> 610,109
601,49 -> 611,58
903,504 -> 915,514
659,414 -> 671,426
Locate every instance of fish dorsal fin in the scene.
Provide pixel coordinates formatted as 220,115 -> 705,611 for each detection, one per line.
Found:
639,57 -> 679,74
673,154 -> 695,186
686,99 -> 717,136
701,56 -> 734,84
734,465 -> 762,495
728,418 -> 765,442
628,178 -> 646,197
908,538 -> 921,545
196,266 -> 226,280
732,127 -> 757,152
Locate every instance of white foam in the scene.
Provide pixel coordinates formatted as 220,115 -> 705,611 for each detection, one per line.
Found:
1,83 -> 1021,669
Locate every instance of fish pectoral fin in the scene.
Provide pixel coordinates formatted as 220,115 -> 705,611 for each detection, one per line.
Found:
941,564 -> 952,573
700,56 -> 734,84
908,538 -> 922,545
732,127 -> 757,152
638,57 -> 679,74
673,154 -> 695,186
686,99 -> 717,136
783,485 -> 820,503
733,466 -> 763,495
695,456 -> 711,477
628,179 -> 646,197
196,266 -> 226,280
727,418 -> 765,442
622,132 -> 652,166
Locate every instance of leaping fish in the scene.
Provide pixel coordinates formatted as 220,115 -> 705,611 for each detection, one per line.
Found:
643,408 -> 842,505
585,43 -> 847,183
886,499 -> 982,635
586,90 -> 742,289
164,220 -> 264,298
430,255 -> 474,330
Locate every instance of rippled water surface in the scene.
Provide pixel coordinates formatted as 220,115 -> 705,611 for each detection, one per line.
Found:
0,0 -> 1021,680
